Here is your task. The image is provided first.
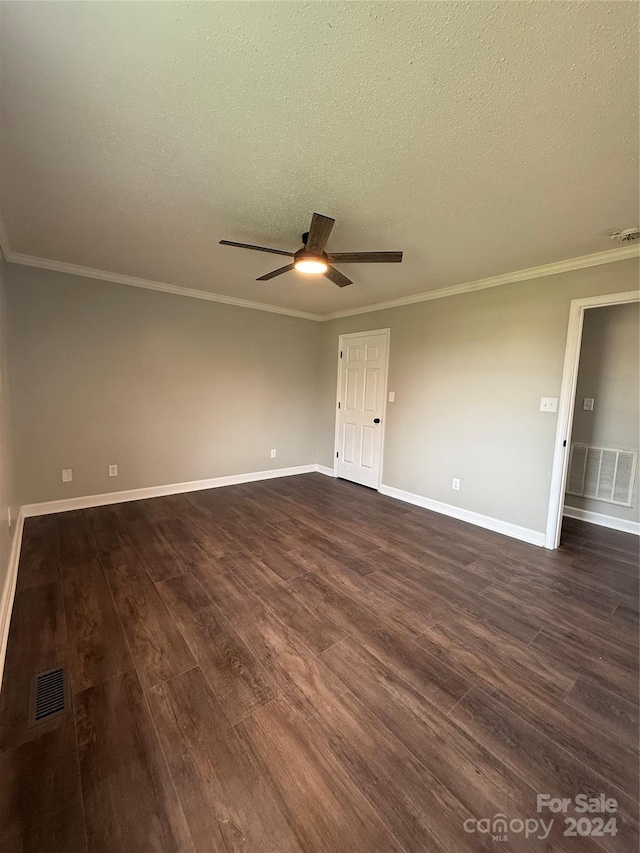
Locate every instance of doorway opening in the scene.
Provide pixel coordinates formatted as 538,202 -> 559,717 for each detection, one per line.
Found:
333,329 -> 390,489
545,291 -> 640,549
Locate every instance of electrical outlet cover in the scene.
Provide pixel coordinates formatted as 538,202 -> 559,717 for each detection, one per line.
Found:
540,397 -> 558,412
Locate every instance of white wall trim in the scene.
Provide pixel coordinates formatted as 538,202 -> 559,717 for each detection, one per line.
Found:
315,465 -> 335,477
6,252 -> 321,322
379,484 -> 546,547
322,246 -> 639,320
563,506 -> 640,536
3,244 -> 636,323
544,289 -> 640,549
22,465 -> 318,517
0,509 -> 25,694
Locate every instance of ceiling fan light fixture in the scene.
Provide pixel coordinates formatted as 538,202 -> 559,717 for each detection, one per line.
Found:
294,257 -> 328,275
221,212 -> 402,287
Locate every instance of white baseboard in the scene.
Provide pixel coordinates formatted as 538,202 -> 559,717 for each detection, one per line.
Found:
315,465 -> 335,477
379,484 -> 546,547
0,509 -> 25,694
22,464 -> 320,517
563,505 -> 640,536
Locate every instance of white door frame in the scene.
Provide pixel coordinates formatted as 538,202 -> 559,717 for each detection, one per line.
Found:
544,289 -> 640,549
333,328 -> 391,489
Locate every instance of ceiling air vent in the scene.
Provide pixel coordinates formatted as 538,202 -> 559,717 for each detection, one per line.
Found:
28,666 -> 68,728
609,228 -> 640,243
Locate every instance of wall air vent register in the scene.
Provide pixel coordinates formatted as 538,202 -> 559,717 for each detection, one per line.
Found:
567,444 -> 637,507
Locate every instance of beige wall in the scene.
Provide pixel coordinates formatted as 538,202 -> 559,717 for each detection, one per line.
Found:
5,257 -> 639,539
565,302 -> 639,523
7,264 -> 321,505
318,258 -> 639,535
0,261 -> 17,593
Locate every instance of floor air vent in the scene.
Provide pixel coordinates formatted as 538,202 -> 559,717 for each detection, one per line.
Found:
28,667 -> 68,728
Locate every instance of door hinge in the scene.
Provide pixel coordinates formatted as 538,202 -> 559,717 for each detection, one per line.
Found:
563,439 -> 567,447
338,401 -> 341,409
340,350 -> 343,358
336,451 -> 339,458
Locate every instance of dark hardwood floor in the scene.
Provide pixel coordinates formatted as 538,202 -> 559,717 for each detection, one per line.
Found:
0,473 -> 638,852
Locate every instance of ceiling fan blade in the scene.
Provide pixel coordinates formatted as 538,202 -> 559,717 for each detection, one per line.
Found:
220,240 -> 293,258
327,251 -> 403,264
323,265 -> 352,288
305,213 -> 335,254
256,263 -> 296,281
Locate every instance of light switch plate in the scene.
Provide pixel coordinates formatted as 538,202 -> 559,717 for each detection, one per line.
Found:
388,391 -> 395,402
108,464 -> 118,477
61,468 -> 72,483
540,397 -> 558,412
583,398 -> 595,411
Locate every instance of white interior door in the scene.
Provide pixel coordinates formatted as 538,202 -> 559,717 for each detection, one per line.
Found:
335,330 -> 389,489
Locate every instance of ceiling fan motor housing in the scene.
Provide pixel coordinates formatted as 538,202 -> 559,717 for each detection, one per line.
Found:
295,247 -> 328,263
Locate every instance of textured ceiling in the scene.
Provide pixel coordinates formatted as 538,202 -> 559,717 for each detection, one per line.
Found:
0,1 -> 638,316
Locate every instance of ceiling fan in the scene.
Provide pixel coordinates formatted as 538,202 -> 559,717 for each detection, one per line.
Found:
220,213 -> 403,287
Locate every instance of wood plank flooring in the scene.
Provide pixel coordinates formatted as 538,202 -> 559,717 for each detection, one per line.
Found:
0,473 -> 637,852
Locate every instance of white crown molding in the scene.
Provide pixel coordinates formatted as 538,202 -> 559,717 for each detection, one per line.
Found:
6,251 -> 321,321
2,241 -> 637,322
563,505 -> 639,536
379,483 -> 546,547
321,246 -> 639,320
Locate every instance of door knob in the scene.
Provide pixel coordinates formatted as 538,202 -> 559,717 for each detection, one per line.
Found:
373,418 -> 381,424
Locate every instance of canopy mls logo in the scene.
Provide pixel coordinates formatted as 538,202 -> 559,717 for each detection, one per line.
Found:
463,793 -> 619,842
463,814 -> 553,842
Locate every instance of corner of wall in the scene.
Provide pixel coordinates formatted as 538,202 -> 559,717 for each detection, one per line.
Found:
0,258 -> 20,691
0,509 -> 23,692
